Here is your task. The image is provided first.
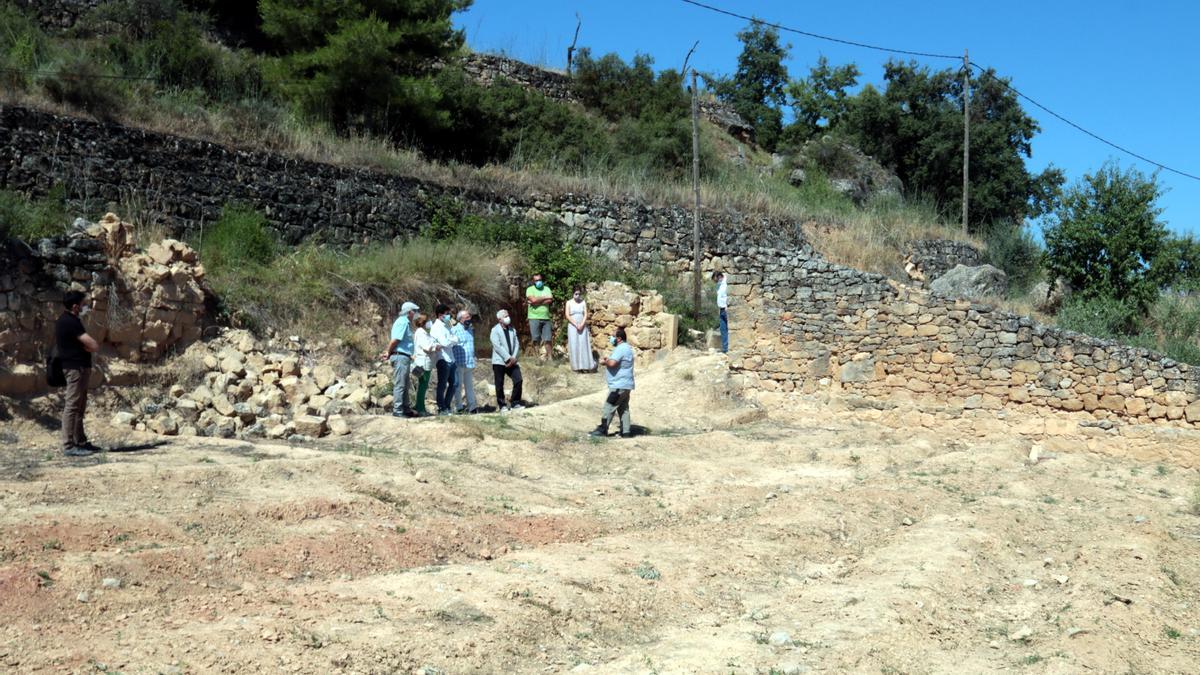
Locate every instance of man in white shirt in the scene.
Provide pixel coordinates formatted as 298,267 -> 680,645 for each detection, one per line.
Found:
713,271 -> 728,353
430,303 -> 460,415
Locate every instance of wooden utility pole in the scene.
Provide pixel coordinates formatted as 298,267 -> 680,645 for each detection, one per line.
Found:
961,48 -> 970,236
691,68 -> 701,322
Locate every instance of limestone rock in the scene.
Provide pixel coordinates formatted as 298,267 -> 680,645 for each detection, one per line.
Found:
929,264 -> 1009,300
293,415 -> 327,438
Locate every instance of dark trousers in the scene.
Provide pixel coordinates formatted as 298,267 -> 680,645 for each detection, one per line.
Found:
62,367 -> 90,449
435,359 -> 459,412
492,363 -> 523,406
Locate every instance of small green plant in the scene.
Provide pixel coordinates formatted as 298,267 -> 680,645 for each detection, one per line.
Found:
200,204 -> 278,270
1156,464 -> 1170,476
1164,626 -> 1181,639
1162,567 -> 1181,587
41,539 -> 63,551
633,561 -> 661,580
0,186 -> 68,241
1022,654 -> 1043,666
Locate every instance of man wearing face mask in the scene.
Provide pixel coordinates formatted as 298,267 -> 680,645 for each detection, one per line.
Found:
430,303 -> 460,416
56,290 -> 101,456
490,309 -> 524,411
590,327 -> 635,438
526,272 -> 554,361
451,309 -> 478,414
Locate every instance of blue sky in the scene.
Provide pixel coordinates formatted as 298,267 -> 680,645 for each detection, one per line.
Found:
454,0 -> 1200,236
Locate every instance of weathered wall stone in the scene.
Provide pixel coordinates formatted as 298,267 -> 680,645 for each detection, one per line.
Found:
907,239 -> 984,282
0,214 -> 209,395
13,0 -> 101,31
0,105 -> 795,273
728,246 -> 1200,427
585,281 -> 678,363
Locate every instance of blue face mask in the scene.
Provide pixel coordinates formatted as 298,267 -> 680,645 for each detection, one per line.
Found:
534,280 -> 544,289
443,314 -> 452,323
609,336 -> 618,346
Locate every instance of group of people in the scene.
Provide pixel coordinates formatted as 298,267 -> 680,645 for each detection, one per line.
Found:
50,271 -> 727,455
381,272 -> 640,437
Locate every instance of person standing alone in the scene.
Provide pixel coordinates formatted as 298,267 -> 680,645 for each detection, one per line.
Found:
714,271 -> 729,353
590,327 -> 635,439
526,273 -> 554,361
56,290 -> 100,456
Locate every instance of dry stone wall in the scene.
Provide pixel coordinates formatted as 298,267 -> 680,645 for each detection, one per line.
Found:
584,281 -> 679,363
0,214 -> 208,395
0,105 -> 792,273
907,239 -> 984,282
728,246 -> 1200,426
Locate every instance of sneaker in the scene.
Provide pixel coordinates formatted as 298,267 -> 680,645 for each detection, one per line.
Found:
510,402 -> 525,410
64,446 -> 94,457
588,427 -> 608,438
403,410 -> 419,418
468,408 -> 479,415
79,441 -> 105,453
619,432 -> 635,439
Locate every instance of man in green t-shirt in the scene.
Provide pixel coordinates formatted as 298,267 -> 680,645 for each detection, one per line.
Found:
526,272 -> 554,361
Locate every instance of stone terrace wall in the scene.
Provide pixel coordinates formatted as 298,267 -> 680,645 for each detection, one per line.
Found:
0,105 -> 796,272
907,239 -> 984,281
460,54 -> 754,143
461,54 -> 573,101
13,0 -> 101,31
728,246 -> 1200,426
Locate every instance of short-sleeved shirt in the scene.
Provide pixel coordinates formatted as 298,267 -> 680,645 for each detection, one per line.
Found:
526,285 -> 552,320
389,315 -> 414,357
451,323 -> 476,369
604,342 -> 635,390
55,312 -> 91,368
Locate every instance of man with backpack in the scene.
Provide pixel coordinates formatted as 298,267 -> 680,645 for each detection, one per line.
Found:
56,290 -> 100,456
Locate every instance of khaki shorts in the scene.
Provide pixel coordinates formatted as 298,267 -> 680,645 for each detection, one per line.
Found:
529,319 -> 552,343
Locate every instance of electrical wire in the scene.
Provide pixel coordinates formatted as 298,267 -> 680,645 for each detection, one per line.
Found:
677,0 -> 961,61
678,0 -> 1200,183
969,62 -> 1200,182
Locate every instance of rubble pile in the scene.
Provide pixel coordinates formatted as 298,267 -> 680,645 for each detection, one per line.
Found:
111,329 -> 390,440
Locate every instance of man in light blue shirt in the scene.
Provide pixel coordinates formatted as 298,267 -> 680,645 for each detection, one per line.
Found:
382,301 -> 419,417
590,327 -> 635,438
451,309 -> 478,413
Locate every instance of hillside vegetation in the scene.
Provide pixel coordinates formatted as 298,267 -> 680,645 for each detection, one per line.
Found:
4,0 -> 1200,361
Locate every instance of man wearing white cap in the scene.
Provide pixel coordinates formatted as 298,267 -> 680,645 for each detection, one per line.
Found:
382,301 -> 420,417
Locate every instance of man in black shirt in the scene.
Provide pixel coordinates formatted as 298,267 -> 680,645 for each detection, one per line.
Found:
56,290 -> 100,456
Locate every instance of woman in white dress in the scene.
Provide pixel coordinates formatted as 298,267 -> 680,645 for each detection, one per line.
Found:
565,286 -> 597,372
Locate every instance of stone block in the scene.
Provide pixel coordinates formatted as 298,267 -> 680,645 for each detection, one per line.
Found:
1098,394 -> 1125,412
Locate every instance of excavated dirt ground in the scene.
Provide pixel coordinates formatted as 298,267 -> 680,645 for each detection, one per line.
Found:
2,350 -> 1200,674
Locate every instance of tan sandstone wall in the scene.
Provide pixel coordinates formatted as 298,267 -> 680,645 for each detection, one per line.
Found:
0,214 -> 208,395
585,282 -> 678,364
728,246 -> 1200,427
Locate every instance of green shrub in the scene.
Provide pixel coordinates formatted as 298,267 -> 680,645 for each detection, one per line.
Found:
1128,295 -> 1200,365
36,53 -> 124,118
0,187 -> 68,241
199,205 -> 277,270
986,225 -> 1043,295
0,4 -> 52,90
1057,294 -> 1141,339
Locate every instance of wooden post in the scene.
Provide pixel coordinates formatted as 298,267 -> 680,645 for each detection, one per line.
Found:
691,68 -> 701,322
962,48 -> 970,236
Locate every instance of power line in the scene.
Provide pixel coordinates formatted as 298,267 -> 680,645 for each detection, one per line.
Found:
677,0 -> 961,61
969,63 -> 1200,182
678,0 -> 1200,184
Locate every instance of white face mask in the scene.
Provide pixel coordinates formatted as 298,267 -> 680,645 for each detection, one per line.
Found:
79,306 -> 92,317
500,316 -> 511,326
424,321 -> 433,330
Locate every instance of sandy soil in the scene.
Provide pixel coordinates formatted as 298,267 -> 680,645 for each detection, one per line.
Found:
2,350 -> 1199,674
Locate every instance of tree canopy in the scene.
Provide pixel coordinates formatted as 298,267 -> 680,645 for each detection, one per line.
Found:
1042,163 -> 1168,313
710,22 -> 789,152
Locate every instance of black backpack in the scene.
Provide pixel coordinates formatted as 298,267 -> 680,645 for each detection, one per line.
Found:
46,348 -> 65,387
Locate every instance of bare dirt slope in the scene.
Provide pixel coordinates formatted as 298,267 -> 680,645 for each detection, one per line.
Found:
2,351 -> 1200,674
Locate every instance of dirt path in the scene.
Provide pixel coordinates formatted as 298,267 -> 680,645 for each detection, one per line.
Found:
2,351 -> 1200,673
